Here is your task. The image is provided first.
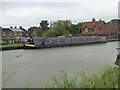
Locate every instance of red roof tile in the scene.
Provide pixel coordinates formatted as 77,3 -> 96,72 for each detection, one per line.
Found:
81,21 -> 105,29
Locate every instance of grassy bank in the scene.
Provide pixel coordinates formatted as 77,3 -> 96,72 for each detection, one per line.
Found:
0,43 -> 24,50
46,66 -> 119,88
108,38 -> 119,42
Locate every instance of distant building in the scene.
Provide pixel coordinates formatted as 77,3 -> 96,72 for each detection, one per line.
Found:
28,26 -> 39,36
0,28 -> 14,42
80,18 -> 105,36
110,19 -> 120,24
101,22 -> 118,38
10,26 -> 24,36
80,18 -> 119,38
1,26 -> 29,43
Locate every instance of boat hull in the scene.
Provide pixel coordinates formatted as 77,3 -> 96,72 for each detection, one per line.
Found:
24,36 -> 108,49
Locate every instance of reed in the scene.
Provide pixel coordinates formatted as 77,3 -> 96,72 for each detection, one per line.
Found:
46,66 -> 119,88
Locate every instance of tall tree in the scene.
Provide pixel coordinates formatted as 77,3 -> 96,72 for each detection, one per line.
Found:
76,22 -> 82,33
38,20 -> 82,37
51,20 -> 71,36
40,20 -> 49,31
43,20 -> 71,37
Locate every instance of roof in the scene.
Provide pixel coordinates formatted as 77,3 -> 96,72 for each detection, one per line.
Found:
101,23 -> 118,35
2,28 -> 13,32
81,21 -> 105,29
81,22 -> 119,36
10,28 -> 24,32
28,27 -> 39,32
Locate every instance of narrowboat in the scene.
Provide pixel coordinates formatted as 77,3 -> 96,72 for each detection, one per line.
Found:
24,36 -> 108,49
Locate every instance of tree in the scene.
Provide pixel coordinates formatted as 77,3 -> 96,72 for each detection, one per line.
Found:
68,22 -> 82,36
35,20 -> 82,37
51,20 -> 71,36
68,24 -> 77,35
42,20 -> 71,37
75,22 -> 82,34
40,20 -> 49,31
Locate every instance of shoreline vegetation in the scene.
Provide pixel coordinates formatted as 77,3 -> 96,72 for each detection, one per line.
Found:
46,66 -> 119,88
0,43 -> 24,51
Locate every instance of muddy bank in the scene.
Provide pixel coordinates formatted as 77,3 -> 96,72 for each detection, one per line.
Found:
0,46 -> 24,51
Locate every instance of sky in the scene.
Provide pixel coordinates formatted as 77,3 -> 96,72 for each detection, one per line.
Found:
0,0 -> 120,29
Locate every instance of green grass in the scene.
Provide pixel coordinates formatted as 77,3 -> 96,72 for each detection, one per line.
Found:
108,38 -> 119,41
46,66 -> 119,88
0,43 -> 23,48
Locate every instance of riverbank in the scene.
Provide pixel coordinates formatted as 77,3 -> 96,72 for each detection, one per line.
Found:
1,42 -> 107,51
0,43 -> 24,51
108,38 -> 119,42
0,39 -> 119,51
46,66 -> 119,88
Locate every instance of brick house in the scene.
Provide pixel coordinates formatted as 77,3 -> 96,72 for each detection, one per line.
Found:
80,18 -> 105,36
28,26 -> 39,36
101,23 -> 118,38
80,18 -> 119,38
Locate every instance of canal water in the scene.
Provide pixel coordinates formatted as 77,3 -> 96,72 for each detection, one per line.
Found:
2,42 -> 118,88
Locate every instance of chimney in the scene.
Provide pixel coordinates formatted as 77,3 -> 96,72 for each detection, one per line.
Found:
99,19 -> 102,22
15,26 -> 17,29
92,18 -> 96,22
10,26 -> 13,29
19,26 -> 22,29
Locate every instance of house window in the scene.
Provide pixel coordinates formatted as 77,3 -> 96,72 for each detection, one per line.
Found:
2,32 -> 6,36
9,32 -> 12,36
20,33 -> 22,35
85,27 -> 88,32
94,27 -> 97,32
14,33 -> 17,35
111,33 -> 114,37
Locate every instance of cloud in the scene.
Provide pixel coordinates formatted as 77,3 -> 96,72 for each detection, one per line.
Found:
1,0 -> 119,29
3,7 -> 53,18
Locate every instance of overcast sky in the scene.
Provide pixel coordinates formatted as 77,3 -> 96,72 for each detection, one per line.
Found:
1,0 -> 120,29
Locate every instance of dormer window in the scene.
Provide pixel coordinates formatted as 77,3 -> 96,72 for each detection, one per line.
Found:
94,26 -> 97,32
85,27 -> 88,32
14,33 -> 17,35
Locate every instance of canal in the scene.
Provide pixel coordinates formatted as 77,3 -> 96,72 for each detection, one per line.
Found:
2,42 -> 118,88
